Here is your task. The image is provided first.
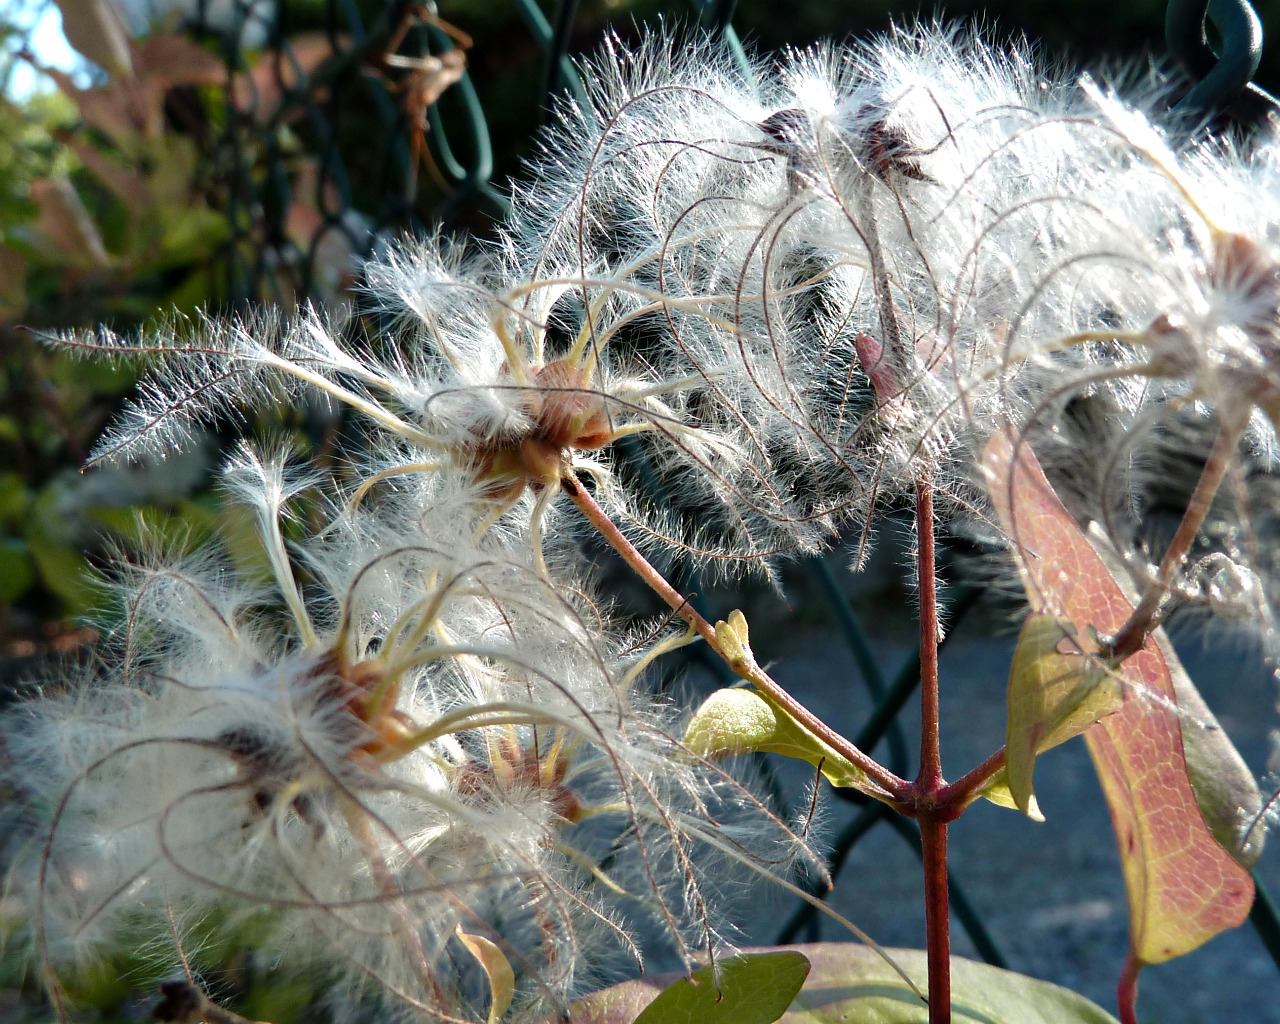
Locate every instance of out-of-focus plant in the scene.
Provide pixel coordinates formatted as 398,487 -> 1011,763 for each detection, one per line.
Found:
0,4 -> 227,631
0,0 -> 472,631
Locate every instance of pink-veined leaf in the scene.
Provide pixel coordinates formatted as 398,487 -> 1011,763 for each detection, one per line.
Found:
983,429 -> 1253,967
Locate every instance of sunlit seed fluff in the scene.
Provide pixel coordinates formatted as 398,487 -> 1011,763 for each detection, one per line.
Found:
4,445 -> 815,1021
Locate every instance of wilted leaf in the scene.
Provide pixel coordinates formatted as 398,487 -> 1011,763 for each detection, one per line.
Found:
54,0 -> 133,79
383,48 -> 467,107
984,430 -> 1254,966
632,951 -> 810,1024
566,945 -> 1116,1024
684,687 -> 870,789
456,927 -> 515,1024
1005,612 -> 1124,819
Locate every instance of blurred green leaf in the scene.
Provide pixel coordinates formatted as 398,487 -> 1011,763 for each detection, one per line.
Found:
86,497 -> 219,555
26,534 -> 97,612
0,536 -> 35,602
0,471 -> 33,523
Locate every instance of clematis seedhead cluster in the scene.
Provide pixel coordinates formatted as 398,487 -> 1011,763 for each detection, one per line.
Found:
5,443 -> 813,1021
7,21 -> 1280,1024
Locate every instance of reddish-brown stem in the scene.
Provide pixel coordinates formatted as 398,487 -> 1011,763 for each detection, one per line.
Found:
560,475 -> 716,648
913,477 -> 951,1024
919,813 -> 951,1024
916,478 -> 942,789
938,745 -> 1007,809
1107,423 -> 1237,662
560,472 -> 911,802
1117,948 -> 1141,1024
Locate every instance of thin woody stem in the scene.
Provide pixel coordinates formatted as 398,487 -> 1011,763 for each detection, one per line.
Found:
1117,948 -> 1141,1024
916,478 -> 942,789
919,814 -> 951,1024
1106,423 -> 1238,663
913,477 -> 951,1024
560,471 -> 910,803
938,745 -> 1007,808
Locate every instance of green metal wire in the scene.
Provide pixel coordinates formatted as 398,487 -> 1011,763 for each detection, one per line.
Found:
1250,874 -> 1280,971
698,0 -> 753,82
1166,0 -> 1280,122
510,0 -> 593,115
539,0 -> 582,121
811,556 -> 911,777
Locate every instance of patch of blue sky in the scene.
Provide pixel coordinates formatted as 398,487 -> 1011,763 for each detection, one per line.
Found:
4,1 -> 92,100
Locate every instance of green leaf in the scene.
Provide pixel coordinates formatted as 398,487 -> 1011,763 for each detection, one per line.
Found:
26,535 -> 98,614
631,951 -> 810,1024
0,473 -> 35,525
86,498 -> 218,556
1005,613 -> 1123,819
0,536 -> 35,602
568,945 -> 1116,1024
684,688 -> 869,789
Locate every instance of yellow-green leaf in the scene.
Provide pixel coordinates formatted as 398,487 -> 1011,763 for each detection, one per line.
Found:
684,687 -> 869,789
1005,613 -> 1124,819
1157,631 -> 1265,869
